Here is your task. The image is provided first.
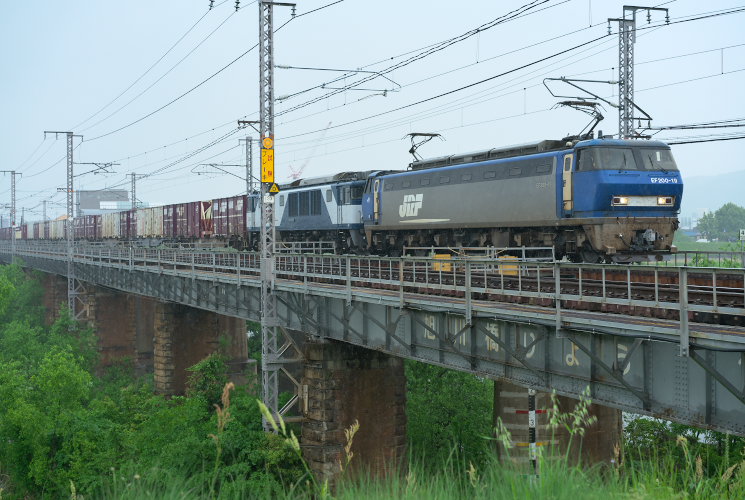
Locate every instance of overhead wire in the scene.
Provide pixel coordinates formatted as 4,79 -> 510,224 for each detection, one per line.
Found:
80,8 -> 238,134
70,8 -> 214,131
275,0 -> 555,115
84,0 -> 340,143
276,6 -> 745,151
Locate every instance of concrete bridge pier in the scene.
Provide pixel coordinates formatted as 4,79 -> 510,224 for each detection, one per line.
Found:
493,379 -> 623,469
301,339 -> 407,488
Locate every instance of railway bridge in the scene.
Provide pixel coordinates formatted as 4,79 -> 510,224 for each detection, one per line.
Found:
1,242 -> 744,482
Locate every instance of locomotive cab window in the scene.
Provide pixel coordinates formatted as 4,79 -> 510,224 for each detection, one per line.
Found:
639,148 -> 678,171
580,147 -> 638,171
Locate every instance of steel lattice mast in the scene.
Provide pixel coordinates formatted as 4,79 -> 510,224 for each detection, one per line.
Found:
0,171 -> 20,259
609,6 -> 669,139
258,0 -> 295,430
45,131 -> 82,316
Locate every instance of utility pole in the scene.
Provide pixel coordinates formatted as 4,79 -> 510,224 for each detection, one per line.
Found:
258,0 -> 295,431
0,171 -> 21,259
130,173 -> 138,209
45,131 -> 82,316
608,6 -> 669,138
239,136 -> 255,195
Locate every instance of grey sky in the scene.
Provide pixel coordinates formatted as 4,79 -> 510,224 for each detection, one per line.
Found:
1,0 -> 743,220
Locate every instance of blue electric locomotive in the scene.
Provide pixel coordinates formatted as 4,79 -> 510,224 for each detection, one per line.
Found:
361,138 -> 682,262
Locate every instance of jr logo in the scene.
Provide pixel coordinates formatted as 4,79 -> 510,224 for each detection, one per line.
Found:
399,194 -> 423,217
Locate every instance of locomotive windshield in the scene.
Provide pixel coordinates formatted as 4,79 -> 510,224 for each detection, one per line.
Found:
638,148 -> 678,171
577,147 -> 678,172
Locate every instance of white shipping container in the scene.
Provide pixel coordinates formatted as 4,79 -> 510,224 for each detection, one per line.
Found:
136,207 -> 164,237
50,219 -> 65,239
102,212 -> 120,238
25,223 -> 34,240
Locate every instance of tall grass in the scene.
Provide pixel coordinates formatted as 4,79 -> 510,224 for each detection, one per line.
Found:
89,384 -> 745,499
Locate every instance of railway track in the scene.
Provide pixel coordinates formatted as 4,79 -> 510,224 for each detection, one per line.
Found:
285,257 -> 745,327
5,244 -> 745,328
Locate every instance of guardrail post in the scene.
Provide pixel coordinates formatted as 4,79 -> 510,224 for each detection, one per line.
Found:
465,260 -> 472,325
345,256 -> 352,305
129,246 -> 133,271
399,259 -> 404,308
303,256 -> 308,293
679,267 -> 690,357
554,262 -> 564,337
157,249 -> 162,273
236,253 -> 241,287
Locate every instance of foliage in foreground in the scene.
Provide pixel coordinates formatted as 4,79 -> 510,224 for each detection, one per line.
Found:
0,263 -> 303,499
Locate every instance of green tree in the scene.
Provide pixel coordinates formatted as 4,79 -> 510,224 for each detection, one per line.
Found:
406,360 -> 493,468
697,202 -> 745,241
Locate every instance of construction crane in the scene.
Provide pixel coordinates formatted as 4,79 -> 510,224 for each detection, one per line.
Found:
288,121 -> 332,180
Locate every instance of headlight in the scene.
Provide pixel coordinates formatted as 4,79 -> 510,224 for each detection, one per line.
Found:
657,196 -> 674,206
612,196 -> 629,206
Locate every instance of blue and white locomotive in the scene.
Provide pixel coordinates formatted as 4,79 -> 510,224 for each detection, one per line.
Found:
249,171 -> 371,252
360,138 -> 682,262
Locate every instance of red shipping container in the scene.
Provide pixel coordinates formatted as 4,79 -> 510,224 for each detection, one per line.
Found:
163,205 -> 177,238
213,197 -> 228,237
74,218 -> 84,239
175,203 -> 188,238
201,200 -> 213,237
228,195 -> 247,238
33,222 -> 40,239
43,221 -> 50,239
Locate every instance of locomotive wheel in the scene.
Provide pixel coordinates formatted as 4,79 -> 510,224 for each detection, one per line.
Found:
580,247 -> 604,264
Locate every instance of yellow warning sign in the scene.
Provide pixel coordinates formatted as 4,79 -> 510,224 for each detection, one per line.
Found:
268,183 -> 280,194
261,148 -> 274,183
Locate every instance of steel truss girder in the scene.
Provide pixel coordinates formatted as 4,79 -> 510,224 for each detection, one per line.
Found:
3,248 -> 745,436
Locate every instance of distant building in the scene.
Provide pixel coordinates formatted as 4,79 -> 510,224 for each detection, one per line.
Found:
76,189 -> 148,215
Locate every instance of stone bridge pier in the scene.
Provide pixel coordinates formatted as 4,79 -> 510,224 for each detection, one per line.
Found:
41,274 -> 248,394
493,379 -> 623,469
300,339 -> 407,487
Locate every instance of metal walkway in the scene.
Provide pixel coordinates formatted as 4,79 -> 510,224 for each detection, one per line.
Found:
1,242 -> 744,436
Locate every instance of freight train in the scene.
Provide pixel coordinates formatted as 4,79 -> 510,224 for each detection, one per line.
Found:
0,137 -> 683,262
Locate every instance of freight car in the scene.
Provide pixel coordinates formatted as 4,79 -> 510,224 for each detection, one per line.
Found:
361,138 -> 682,262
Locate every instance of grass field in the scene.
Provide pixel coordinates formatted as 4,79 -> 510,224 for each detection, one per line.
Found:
673,232 -> 741,252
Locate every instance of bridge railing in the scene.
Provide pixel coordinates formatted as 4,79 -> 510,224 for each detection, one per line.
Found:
2,243 -> 744,342
652,251 -> 745,268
